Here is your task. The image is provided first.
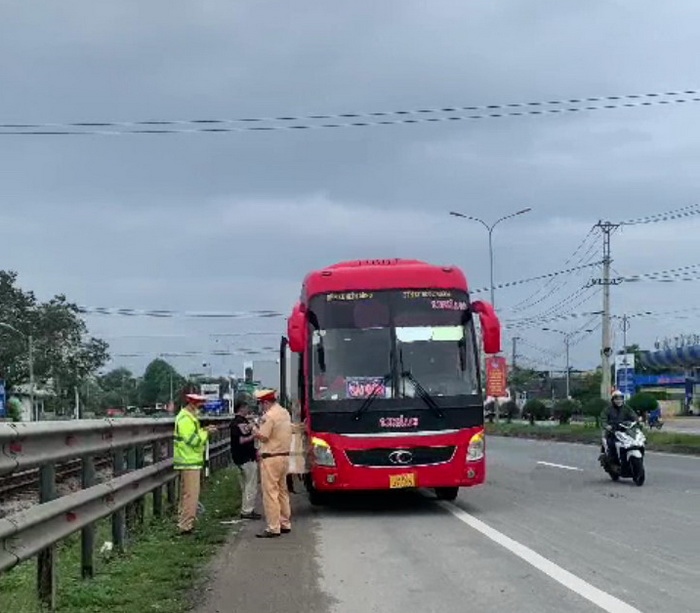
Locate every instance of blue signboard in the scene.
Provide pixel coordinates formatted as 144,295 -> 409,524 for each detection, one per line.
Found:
203,399 -> 224,414
0,379 -> 6,417
634,373 -> 692,387
616,368 -> 635,396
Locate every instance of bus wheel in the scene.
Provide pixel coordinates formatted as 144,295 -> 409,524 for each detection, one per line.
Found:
304,475 -> 328,506
435,487 -> 459,501
308,489 -> 329,506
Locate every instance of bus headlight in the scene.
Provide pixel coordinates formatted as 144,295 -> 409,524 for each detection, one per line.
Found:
467,431 -> 485,462
311,436 -> 336,467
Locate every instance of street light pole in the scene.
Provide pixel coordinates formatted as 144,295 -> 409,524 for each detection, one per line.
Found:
449,207 -> 532,310
542,327 -> 594,399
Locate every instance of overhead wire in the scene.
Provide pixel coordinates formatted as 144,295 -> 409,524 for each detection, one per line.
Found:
2,89 -> 699,136
508,226 -> 598,311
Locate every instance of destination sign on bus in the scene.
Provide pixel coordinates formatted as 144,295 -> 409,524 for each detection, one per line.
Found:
310,288 -> 470,329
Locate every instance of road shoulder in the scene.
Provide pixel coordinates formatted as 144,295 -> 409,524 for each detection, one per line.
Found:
192,493 -> 333,613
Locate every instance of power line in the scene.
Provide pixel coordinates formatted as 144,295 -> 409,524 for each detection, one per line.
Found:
509,226 -> 598,311
470,260 -> 603,294
2,89 -> 699,137
620,203 -> 700,225
72,262 -> 603,321
77,306 -> 284,319
99,331 -> 281,339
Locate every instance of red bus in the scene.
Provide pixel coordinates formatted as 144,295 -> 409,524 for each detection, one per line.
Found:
279,258 -> 501,503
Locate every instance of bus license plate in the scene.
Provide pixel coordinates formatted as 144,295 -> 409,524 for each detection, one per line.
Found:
389,473 -> 416,489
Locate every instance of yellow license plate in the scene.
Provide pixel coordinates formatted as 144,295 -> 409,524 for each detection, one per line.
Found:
389,473 -> 416,489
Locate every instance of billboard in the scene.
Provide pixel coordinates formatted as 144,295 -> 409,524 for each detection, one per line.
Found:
485,356 -> 508,398
200,383 -> 220,400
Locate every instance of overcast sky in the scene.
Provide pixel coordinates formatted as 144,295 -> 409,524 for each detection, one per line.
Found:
2,0 -> 700,378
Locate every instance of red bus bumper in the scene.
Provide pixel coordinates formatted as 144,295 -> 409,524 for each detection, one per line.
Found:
308,428 -> 485,492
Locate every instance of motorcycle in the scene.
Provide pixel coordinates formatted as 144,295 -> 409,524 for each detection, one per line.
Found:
599,421 -> 646,486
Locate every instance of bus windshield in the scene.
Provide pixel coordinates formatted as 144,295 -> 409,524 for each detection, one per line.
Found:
308,289 -> 479,402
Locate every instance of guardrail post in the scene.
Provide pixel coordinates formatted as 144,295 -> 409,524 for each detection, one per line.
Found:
166,439 -> 176,511
134,444 -> 145,527
112,450 -> 126,553
81,455 -> 96,579
37,464 -> 57,611
152,441 -> 163,518
125,446 -> 137,535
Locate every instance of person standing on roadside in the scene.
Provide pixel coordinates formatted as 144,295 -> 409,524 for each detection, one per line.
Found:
174,393 -> 218,535
230,395 -> 262,520
252,388 -> 293,538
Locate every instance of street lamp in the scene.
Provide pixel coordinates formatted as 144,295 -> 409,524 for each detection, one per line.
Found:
449,207 -> 532,309
541,327 -> 593,399
0,322 -> 35,420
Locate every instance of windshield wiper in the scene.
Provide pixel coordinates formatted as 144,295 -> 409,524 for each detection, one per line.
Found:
400,370 -> 444,418
352,374 -> 391,421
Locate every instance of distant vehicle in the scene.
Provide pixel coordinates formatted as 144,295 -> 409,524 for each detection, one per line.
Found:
279,258 -> 501,503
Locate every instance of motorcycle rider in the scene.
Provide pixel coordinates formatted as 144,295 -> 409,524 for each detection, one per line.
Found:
600,390 -> 639,466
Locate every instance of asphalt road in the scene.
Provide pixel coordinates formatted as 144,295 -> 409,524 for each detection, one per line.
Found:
663,417 -> 700,434
196,439 -> 700,613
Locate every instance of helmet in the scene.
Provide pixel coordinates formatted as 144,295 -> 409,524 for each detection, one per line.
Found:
611,390 -> 624,401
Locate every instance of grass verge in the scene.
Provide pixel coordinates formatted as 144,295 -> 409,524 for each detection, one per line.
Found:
0,467 -> 242,613
486,422 -> 700,456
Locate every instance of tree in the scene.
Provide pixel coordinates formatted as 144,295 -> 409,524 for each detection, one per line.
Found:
582,397 -> 608,427
509,367 -> 539,390
522,398 -> 548,424
0,271 -> 110,408
99,367 -> 139,409
553,398 -> 579,425
137,358 -> 187,406
570,369 -> 602,406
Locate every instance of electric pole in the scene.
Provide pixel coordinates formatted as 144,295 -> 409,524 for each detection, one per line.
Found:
511,336 -> 519,371
593,220 -> 621,399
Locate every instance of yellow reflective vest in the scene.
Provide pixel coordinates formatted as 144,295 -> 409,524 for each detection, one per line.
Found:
174,408 -> 209,470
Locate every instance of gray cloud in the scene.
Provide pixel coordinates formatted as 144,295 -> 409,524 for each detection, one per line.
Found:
2,0 -> 700,376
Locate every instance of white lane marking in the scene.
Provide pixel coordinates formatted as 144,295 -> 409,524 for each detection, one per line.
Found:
536,460 -> 584,471
439,501 -> 644,613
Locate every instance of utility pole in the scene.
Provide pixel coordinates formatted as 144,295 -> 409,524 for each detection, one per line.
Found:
593,220 -> 621,399
564,335 -> 570,399
511,336 -> 519,371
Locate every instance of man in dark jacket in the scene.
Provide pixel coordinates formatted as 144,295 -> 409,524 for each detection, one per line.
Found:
600,390 -> 639,465
230,396 -> 261,520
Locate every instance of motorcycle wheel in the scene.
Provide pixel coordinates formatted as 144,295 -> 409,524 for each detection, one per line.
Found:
630,456 -> 645,486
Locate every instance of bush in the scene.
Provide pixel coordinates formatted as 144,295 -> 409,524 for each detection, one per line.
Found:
553,399 -> 579,425
522,398 -> 547,424
628,392 -> 659,417
500,400 -> 519,423
6,397 -> 22,422
582,397 -> 608,427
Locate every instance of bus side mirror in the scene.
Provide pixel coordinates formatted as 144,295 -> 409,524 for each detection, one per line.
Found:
471,300 -> 501,355
287,302 -> 307,353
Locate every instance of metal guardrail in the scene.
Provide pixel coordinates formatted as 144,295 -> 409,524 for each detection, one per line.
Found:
0,416 -> 234,611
